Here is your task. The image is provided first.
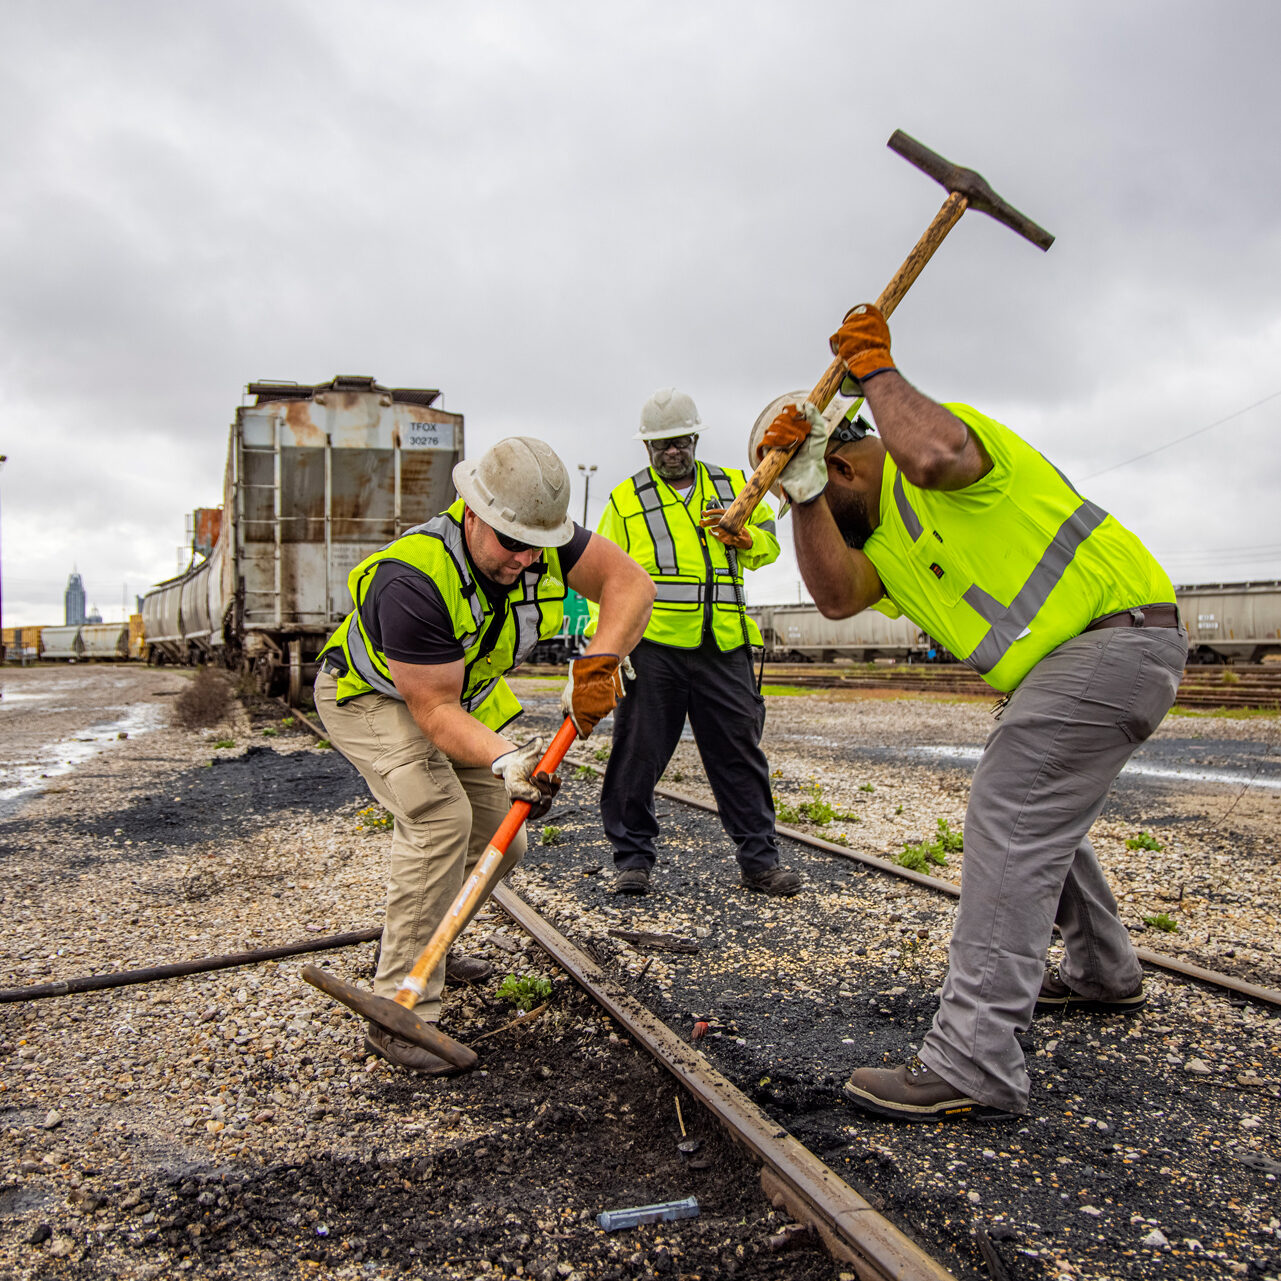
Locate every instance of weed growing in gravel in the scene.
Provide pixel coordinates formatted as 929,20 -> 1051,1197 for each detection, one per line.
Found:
573,765 -> 596,780
497,974 -> 552,1010
540,825 -> 564,846
281,716 -> 296,728
897,819 -> 963,873
174,667 -> 232,729
1220,669 -> 1241,686
261,726 -> 278,737
773,779 -> 858,828
1143,911 -> 1179,933
1126,831 -> 1164,851
593,745 -> 611,762
356,805 -> 393,832
859,783 -> 875,793
663,767 -> 685,783
315,739 -> 333,749
211,739 -> 235,750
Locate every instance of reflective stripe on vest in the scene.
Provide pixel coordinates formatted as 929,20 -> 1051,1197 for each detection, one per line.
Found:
892,476 -> 1108,676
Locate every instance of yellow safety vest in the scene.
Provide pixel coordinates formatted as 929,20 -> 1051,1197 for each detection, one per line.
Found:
865,404 -> 1176,692
593,462 -> 779,650
319,500 -> 568,730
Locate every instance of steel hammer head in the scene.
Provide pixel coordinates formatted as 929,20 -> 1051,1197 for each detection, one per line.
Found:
888,130 -> 1054,251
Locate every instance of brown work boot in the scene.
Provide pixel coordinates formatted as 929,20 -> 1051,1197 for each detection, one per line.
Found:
740,865 -> 801,896
614,867 -> 651,895
843,1056 -> 1017,1122
1034,965 -> 1145,1015
445,953 -> 493,985
363,1023 -> 460,1076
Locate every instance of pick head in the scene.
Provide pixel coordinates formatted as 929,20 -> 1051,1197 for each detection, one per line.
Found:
888,130 -> 1054,251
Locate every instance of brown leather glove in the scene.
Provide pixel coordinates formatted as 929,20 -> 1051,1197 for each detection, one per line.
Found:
697,508 -> 753,550
755,403 -> 810,461
560,653 -> 626,738
829,303 -> 896,387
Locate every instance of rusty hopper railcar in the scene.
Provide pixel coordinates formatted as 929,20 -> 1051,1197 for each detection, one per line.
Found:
747,603 -> 933,662
142,375 -> 463,701
1177,580 -> 1281,663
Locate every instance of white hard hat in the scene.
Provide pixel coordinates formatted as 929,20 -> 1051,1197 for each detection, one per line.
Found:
637,388 -> 701,441
452,437 -> 575,547
747,388 -> 871,484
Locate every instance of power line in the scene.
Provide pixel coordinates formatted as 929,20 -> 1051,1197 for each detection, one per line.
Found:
1079,388 -> 1281,481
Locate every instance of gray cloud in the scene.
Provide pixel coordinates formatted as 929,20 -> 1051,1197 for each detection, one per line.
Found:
2,0 -> 1279,625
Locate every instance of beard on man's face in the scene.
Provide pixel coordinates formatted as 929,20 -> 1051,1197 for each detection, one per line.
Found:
649,447 -> 695,482
824,484 -> 875,549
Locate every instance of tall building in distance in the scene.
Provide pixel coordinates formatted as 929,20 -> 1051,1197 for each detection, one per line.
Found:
64,571 -> 86,626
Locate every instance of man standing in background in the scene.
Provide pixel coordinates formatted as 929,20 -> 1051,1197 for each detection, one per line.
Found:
592,389 -> 800,898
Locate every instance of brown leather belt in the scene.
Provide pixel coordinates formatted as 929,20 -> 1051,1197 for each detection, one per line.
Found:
1084,603 -> 1180,633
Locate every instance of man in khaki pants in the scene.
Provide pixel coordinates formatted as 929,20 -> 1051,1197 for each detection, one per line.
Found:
316,437 -> 654,1073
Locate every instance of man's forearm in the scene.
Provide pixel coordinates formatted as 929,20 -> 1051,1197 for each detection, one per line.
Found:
413,699 -> 515,767
862,373 -> 980,491
791,497 -> 883,619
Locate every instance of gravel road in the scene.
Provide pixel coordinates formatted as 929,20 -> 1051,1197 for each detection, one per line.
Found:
2,663 -> 1279,1280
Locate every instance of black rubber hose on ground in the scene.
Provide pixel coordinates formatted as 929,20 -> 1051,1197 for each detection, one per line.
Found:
0,927 -> 381,1004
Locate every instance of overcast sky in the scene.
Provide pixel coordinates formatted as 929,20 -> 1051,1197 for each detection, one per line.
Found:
2,1 -> 1279,625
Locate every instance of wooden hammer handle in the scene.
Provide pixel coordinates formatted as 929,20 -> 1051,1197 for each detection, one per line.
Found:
719,191 -> 969,535
393,716 -> 579,1010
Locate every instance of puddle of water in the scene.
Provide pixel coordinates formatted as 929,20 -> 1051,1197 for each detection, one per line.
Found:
906,744 -> 1281,791
0,703 -> 164,813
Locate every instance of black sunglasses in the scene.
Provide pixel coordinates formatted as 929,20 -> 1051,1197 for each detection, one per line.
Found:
646,434 -> 696,450
493,527 -> 537,554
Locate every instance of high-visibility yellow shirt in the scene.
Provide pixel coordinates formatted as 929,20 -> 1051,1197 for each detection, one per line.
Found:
591,461 -> 779,650
864,404 -> 1176,692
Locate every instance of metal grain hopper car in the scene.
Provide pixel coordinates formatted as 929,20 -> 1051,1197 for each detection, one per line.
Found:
141,375 -> 463,700
748,580 -> 1281,664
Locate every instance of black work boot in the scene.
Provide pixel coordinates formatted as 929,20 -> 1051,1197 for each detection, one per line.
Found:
363,1024 -> 460,1076
843,1056 -> 1018,1122
740,865 -> 801,896
614,867 -> 651,895
444,953 -> 493,984
1034,965 -> 1145,1015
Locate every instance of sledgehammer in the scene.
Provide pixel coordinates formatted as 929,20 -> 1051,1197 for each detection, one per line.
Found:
718,129 -> 1054,536
302,717 -> 579,1069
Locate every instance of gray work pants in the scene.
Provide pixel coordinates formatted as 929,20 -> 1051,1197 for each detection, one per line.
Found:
918,625 -> 1187,1114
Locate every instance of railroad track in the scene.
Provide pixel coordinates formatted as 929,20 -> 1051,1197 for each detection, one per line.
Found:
521,662 -> 1281,710
277,698 -> 1281,1276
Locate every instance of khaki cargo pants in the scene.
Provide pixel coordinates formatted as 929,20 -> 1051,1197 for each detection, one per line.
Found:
314,672 -> 525,1022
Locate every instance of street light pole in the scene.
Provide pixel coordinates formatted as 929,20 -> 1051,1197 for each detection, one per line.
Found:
577,463 -> 597,527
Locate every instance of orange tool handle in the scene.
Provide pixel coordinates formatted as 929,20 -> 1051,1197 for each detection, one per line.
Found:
393,717 -> 580,1010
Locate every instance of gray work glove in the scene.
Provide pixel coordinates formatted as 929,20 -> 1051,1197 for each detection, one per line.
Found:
490,738 -> 561,819
775,401 -> 831,507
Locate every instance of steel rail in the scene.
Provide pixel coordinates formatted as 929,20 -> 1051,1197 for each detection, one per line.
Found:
494,884 -> 956,1281
0,928 -> 382,1004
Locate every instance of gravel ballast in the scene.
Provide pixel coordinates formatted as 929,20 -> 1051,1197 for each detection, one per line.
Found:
2,663 -> 1279,1280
